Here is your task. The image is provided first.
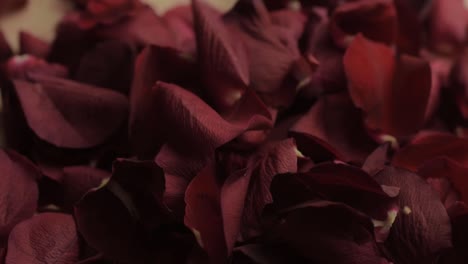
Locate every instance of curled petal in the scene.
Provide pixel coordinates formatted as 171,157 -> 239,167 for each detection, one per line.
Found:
19,32 -> 50,58
330,0 -> 398,48
374,166 -> 452,264
6,213 -> 79,264
0,150 -> 39,244
13,74 -> 128,148
291,93 -> 377,163
344,34 -> 431,138
393,131 -> 468,171
193,0 -> 249,114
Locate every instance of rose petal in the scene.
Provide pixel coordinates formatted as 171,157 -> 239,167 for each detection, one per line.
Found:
362,143 -> 391,176
5,213 -> 79,264
271,163 -> 397,221
0,150 -> 39,245
6,55 -> 68,80
0,31 -> 12,62
393,131 -> 468,171
429,0 -> 468,54
267,200 -> 387,263
221,139 -> 297,247
163,6 -> 196,55
344,34 -> 431,138
193,0 -> 249,114
394,0 -> 421,55
62,166 -> 110,209
374,166 -> 452,264
302,7 -> 346,96
418,157 -> 468,207
13,74 -> 129,148
19,32 -> 50,59
330,0 -> 398,48
291,92 -> 377,163
94,5 -> 176,48
47,15 -> 97,74
184,163 -> 227,263
74,40 -> 136,94
129,46 -> 196,158
224,0 -> 302,104
151,81 -> 271,156
75,159 -> 196,263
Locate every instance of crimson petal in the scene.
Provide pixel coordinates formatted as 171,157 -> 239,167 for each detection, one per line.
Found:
267,200 -> 388,264
62,166 -> 110,209
152,81 -> 271,156
5,213 -> 79,264
374,166 -> 452,264
344,34 -> 431,138
291,92 -> 377,163
184,162 -> 227,263
193,0 -> 249,114
19,32 -> 50,59
0,150 -> 39,245
129,46 -> 196,158
429,0 -> 468,54
75,159 -> 196,263
12,74 -> 128,148
224,0 -> 302,105
221,139 -> 297,247
392,131 -> 468,171
74,40 -> 135,94
271,163 -> 397,222
330,0 -> 398,48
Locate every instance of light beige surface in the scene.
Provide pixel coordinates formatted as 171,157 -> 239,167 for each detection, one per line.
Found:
0,0 -> 236,51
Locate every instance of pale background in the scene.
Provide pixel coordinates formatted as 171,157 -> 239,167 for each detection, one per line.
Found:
0,0 -> 236,50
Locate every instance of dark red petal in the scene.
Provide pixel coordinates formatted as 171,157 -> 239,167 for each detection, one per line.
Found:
330,0 -> 398,48
344,34 -> 431,138
221,139 -> 297,247
74,40 -> 135,94
270,9 -> 307,47
392,131 -> 468,171
429,0 -> 468,54
184,163 -> 227,263
232,243 -> 306,263
47,15 -> 97,74
13,74 -> 128,148
129,46 -> 196,158
418,158 -> 468,207
374,166 -> 452,264
0,150 -> 39,244
268,200 -> 387,263
19,32 -> 50,58
193,0 -> 249,114
62,166 -> 110,209
6,55 -> 68,80
451,48 -> 468,121
291,92 -> 377,163
155,144 -> 204,218
94,6 -> 176,48
302,7 -> 346,96
163,6 -> 196,54
393,0 -> 421,55
271,163 -> 397,221
0,31 -> 12,62
224,0 -> 300,98
5,213 -> 79,264
362,143 -> 391,176
152,81 -> 271,155
75,159 -> 194,263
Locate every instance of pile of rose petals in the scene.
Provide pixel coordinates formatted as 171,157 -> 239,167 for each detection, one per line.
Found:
1,0 -> 468,263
